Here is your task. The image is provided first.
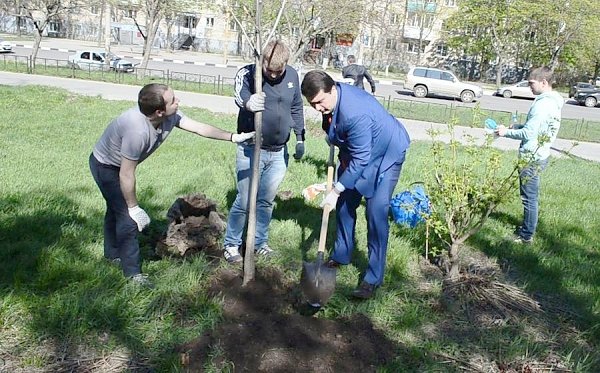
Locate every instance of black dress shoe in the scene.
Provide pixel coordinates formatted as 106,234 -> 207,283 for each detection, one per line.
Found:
352,281 -> 376,299
325,259 -> 341,268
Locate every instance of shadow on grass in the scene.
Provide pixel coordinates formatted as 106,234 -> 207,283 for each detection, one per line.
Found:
473,210 -> 600,344
387,204 -> 600,369
0,188 -> 201,369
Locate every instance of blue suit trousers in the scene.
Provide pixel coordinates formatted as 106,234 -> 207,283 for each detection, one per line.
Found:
331,161 -> 403,286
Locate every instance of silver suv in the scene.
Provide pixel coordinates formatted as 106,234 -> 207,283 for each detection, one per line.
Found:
404,67 -> 483,103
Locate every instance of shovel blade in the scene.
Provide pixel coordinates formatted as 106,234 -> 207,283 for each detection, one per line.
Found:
300,260 -> 337,306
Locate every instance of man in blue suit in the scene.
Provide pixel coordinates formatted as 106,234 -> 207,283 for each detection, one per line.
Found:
301,70 -> 410,299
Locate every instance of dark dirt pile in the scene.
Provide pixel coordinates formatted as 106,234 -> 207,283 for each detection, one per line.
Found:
177,267 -> 402,372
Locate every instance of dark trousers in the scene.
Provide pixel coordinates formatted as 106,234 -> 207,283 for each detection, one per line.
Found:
89,154 -> 141,277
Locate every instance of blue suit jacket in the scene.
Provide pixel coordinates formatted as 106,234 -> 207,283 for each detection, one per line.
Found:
328,83 -> 410,198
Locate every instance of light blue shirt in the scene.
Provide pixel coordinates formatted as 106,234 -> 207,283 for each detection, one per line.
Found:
504,91 -> 563,161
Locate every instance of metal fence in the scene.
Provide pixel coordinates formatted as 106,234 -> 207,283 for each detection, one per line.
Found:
375,95 -> 599,143
0,53 -> 235,96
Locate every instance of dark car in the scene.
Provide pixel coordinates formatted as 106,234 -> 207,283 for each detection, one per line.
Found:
569,82 -> 595,98
574,90 -> 600,107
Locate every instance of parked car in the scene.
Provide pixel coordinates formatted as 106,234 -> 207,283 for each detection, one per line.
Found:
574,90 -> 600,108
68,50 -> 135,72
403,66 -> 483,103
569,82 -> 596,98
496,80 -> 535,99
0,38 -> 12,53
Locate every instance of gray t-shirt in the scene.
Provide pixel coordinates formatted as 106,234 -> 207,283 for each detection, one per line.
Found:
93,107 -> 182,167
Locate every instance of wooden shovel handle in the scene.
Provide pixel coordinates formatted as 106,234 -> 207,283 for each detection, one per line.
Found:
317,145 -> 335,254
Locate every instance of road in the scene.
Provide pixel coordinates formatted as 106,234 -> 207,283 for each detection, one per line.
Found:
9,46 -> 600,122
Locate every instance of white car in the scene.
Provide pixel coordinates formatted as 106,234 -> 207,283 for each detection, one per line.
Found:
68,50 -> 135,72
496,81 -> 535,99
0,38 -> 12,53
403,66 -> 483,103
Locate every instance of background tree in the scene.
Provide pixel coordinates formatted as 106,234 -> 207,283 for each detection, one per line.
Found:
444,0 -> 529,86
127,0 -> 198,71
17,0 -> 80,62
524,0 -> 600,71
229,0 -> 362,65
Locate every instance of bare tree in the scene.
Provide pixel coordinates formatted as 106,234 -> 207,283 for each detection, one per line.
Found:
228,0 -> 362,65
18,0 -> 80,62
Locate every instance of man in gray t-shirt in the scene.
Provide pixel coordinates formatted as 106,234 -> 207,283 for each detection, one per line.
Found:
89,83 -> 254,287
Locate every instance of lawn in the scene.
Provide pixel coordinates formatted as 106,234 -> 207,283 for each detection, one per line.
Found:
1,85 -> 599,371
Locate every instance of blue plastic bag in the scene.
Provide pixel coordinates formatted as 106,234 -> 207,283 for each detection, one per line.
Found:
390,184 -> 431,228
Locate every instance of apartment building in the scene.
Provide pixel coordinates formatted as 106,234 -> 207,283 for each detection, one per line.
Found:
0,0 -> 456,68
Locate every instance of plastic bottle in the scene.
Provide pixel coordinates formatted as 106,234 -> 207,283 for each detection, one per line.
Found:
511,113 -> 518,126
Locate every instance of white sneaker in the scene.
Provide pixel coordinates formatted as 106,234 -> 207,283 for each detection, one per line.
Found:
128,273 -> 154,288
223,245 -> 242,263
255,244 -> 274,256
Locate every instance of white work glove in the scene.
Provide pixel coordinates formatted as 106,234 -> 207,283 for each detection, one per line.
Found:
245,93 -> 266,112
320,189 -> 340,210
231,132 -> 255,143
128,205 -> 151,232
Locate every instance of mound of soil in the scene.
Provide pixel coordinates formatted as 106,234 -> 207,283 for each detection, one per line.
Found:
178,267 -> 401,372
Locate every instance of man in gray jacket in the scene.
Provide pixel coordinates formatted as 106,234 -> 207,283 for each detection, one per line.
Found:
342,55 -> 376,94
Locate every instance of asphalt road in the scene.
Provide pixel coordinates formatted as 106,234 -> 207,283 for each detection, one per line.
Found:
8,46 -> 600,122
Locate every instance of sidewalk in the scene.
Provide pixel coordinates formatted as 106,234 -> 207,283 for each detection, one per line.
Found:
1,70 -> 597,162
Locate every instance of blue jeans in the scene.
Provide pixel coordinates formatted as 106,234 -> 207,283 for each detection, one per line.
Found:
89,154 -> 141,277
223,144 -> 289,249
518,157 -> 548,240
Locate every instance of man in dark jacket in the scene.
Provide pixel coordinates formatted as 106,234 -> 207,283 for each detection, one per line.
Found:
222,40 -> 306,263
342,55 -> 376,94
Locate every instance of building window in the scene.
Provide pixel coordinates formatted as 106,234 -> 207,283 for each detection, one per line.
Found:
48,21 -> 60,33
229,19 -> 238,31
90,6 -> 99,14
389,13 -> 399,25
385,38 -> 397,50
183,15 -> 198,29
407,10 -> 435,28
407,12 -> 420,27
206,17 -> 214,27
18,16 -> 27,28
407,42 -> 423,53
436,44 -> 448,56
125,9 -> 137,18
362,34 -> 373,47
444,0 -> 456,6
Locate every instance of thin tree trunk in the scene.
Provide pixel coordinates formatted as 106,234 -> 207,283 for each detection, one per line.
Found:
242,0 -> 263,286
447,242 -> 460,280
495,56 -> 503,87
31,30 -> 43,67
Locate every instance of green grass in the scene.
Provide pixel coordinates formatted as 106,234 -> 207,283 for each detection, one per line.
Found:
2,54 -> 599,143
1,85 -> 600,371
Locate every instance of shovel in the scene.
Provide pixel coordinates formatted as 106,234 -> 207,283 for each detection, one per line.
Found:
300,144 -> 337,307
